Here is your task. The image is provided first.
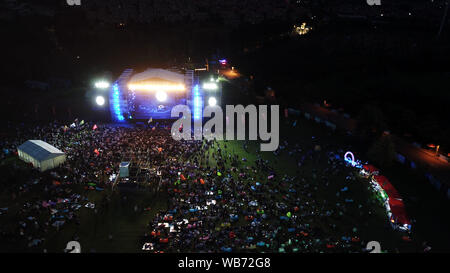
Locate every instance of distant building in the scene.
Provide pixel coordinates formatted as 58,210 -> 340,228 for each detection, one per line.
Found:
18,140 -> 66,171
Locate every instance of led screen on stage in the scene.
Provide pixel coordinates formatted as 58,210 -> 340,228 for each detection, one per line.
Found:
127,90 -> 187,120
123,69 -> 189,120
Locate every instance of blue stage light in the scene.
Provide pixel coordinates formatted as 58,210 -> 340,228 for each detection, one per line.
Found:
112,84 -> 124,121
192,84 -> 202,120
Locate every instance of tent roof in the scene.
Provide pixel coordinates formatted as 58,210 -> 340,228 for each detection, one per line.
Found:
363,164 -> 379,173
374,175 -> 401,199
18,140 -> 65,161
129,68 -> 185,84
373,175 -> 410,225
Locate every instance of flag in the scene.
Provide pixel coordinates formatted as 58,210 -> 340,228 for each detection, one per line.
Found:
148,117 -> 153,124
94,149 -> 99,156
80,120 -> 85,126
63,125 -> 68,132
92,124 -> 98,130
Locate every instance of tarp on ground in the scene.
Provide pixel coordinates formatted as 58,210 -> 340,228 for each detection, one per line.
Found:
396,153 -> 406,164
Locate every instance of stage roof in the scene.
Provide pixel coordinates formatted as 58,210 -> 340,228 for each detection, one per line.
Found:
129,68 -> 185,84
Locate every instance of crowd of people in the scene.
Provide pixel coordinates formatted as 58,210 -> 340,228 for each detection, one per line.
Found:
140,128 -> 411,253
0,120 -> 189,251
0,118 -> 415,252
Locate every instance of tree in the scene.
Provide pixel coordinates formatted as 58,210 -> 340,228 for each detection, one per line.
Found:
368,135 -> 396,168
357,104 -> 387,138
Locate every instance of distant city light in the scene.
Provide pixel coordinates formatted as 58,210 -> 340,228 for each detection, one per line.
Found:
203,82 -> 218,90
293,22 -> 311,35
95,96 -> 105,106
95,80 -> 110,89
155,91 -> 168,102
208,97 -> 217,106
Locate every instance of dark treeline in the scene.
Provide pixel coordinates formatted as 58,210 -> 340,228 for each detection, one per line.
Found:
237,18 -> 450,152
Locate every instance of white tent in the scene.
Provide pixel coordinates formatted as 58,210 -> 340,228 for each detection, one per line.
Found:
18,140 -> 66,172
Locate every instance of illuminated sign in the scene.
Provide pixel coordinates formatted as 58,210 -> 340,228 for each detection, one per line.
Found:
344,151 -> 355,166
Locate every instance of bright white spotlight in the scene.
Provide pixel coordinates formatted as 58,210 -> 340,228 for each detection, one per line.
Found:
95,81 -> 110,89
95,96 -> 105,106
156,91 -> 168,102
208,97 -> 217,106
203,82 -> 218,90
